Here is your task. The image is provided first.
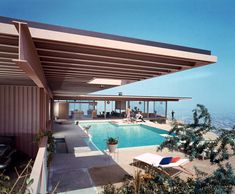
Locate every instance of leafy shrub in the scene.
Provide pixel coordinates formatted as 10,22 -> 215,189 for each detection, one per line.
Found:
158,104 -> 235,163
103,163 -> 235,194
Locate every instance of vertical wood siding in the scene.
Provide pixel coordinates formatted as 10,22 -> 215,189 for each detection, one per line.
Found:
0,85 -> 49,157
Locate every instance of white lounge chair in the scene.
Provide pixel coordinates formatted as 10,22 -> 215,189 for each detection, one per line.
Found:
133,153 -> 193,177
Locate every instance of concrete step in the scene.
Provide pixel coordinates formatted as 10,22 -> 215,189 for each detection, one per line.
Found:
74,150 -> 104,157
74,146 -> 92,154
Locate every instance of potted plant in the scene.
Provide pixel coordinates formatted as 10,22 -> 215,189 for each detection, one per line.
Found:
106,137 -> 118,153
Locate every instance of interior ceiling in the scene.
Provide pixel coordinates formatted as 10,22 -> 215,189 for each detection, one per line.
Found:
0,17 -> 217,97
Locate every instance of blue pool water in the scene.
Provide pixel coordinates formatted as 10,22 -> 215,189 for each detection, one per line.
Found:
80,122 -> 169,150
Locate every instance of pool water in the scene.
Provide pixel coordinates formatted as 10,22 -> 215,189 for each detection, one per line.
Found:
80,122 -> 169,150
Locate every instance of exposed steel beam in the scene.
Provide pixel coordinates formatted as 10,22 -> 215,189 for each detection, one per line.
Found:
43,65 -> 163,76
45,72 -> 143,80
12,21 -> 52,98
40,58 -> 176,72
36,48 -> 187,69
0,51 -> 18,58
44,70 -> 148,80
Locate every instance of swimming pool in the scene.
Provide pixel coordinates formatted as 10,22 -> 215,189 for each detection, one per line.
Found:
80,122 -> 169,150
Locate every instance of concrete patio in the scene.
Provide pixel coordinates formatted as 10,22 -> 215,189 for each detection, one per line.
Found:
48,121 -> 235,194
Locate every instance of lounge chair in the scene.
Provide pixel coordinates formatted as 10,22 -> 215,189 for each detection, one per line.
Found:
133,153 -> 193,177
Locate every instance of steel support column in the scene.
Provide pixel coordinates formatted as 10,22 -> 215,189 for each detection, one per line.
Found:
165,101 -> 168,118
104,100 -> 106,119
147,101 -> 149,118
93,100 -> 95,110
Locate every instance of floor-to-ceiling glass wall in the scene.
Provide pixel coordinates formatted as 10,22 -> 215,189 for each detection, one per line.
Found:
153,101 -> 166,117
68,100 -> 95,119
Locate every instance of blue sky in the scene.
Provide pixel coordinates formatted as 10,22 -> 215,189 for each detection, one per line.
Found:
1,0 -> 235,118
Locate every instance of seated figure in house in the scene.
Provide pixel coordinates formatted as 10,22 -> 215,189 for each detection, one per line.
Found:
135,112 -> 145,122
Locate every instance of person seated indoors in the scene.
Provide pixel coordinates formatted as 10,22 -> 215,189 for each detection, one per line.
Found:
135,112 -> 145,122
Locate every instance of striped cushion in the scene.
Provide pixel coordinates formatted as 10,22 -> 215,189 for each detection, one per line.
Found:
171,157 -> 181,163
159,157 -> 173,165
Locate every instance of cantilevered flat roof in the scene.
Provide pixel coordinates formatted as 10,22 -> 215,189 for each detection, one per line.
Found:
0,16 -> 217,97
54,94 -> 191,101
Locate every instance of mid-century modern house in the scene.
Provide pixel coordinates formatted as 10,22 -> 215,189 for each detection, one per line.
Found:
0,16 -> 217,193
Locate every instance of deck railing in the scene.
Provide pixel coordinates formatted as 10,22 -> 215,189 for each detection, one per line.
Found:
28,136 -> 48,194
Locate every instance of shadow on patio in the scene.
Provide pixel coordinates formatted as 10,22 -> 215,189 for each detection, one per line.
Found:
89,164 -> 129,187
49,153 -> 130,193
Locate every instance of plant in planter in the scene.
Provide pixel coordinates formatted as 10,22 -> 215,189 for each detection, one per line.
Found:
106,137 -> 118,153
35,130 -> 55,166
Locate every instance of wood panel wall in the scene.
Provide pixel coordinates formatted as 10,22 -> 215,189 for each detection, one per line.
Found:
0,85 -> 50,157
54,102 -> 69,119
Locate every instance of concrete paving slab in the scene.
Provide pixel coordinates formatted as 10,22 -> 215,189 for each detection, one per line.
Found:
51,168 -> 96,193
58,188 -> 97,194
50,120 -> 235,193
